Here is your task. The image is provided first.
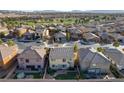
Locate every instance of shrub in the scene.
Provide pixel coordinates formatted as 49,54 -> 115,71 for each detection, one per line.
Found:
113,41 -> 120,47
7,39 -> 15,46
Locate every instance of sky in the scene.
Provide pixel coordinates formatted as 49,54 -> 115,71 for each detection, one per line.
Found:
0,0 -> 123,11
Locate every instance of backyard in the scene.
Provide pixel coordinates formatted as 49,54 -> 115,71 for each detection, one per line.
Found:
14,72 -> 43,79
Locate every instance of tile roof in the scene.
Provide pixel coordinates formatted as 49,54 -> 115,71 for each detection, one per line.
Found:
0,44 -> 18,62
18,46 -> 46,59
49,47 -> 74,59
79,48 -> 110,67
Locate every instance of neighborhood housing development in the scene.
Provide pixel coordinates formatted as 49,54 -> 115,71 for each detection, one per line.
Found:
0,10 -> 124,81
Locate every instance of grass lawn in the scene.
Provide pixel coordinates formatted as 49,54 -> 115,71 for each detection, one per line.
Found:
80,71 -> 86,79
25,72 -> 43,79
55,72 -> 78,80
47,68 -> 56,75
14,72 -> 43,79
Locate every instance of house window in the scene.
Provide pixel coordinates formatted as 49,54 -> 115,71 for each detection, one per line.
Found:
20,58 -> 24,61
62,64 -> 66,68
25,59 -> 29,63
37,65 -> 41,69
52,65 -> 55,68
63,58 -> 66,62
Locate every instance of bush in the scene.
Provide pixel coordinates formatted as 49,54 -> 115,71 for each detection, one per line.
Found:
113,41 -> 120,47
7,39 -> 15,46
97,47 -> 105,53
66,32 -> 70,41
0,32 -> 6,38
0,39 -> 3,45
74,44 -> 78,52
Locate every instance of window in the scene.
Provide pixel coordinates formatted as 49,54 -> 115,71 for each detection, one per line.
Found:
25,59 -> 29,63
52,65 -> 55,68
62,64 -> 66,68
37,65 -> 41,68
20,58 -> 24,61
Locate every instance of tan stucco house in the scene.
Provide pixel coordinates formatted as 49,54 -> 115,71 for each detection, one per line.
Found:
17,46 -> 46,71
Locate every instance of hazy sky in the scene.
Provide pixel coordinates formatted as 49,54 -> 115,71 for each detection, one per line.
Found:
0,0 -> 123,11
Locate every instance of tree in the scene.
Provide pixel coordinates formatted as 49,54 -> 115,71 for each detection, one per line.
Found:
113,41 -> 120,47
97,47 -> 105,53
74,43 -> 78,52
0,32 -> 6,38
66,32 -> 70,41
7,39 -> 15,46
0,39 -> 3,45
60,19 -> 63,23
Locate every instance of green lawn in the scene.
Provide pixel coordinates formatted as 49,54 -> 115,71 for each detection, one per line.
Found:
25,73 -> 43,79
55,72 -> 78,80
80,71 -> 86,79
47,68 -> 56,75
14,72 -> 43,79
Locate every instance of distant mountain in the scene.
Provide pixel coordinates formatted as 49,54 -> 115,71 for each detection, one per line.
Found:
1,10 -> 124,14
71,10 -> 84,13
85,10 -> 124,13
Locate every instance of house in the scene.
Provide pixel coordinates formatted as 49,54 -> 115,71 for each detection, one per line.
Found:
35,25 -> 44,39
35,26 -> 50,40
103,47 -> 124,70
98,31 -> 113,43
0,44 -> 18,69
78,48 -> 111,74
23,29 -> 35,40
17,46 -> 46,71
109,33 -> 124,43
78,26 -> 88,33
83,32 -> 100,43
56,25 -> 66,32
13,27 -> 27,38
49,47 -> 74,70
67,27 -> 83,40
0,27 -> 9,37
54,32 -> 66,43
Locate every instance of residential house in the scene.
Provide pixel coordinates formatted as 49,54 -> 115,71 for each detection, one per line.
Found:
103,47 -> 124,70
54,32 -> 66,43
49,47 -> 74,70
13,27 -> 27,38
0,27 -> 9,37
35,25 -> 44,39
35,26 -> 49,40
56,25 -> 66,32
78,48 -> 111,74
98,31 -> 113,43
0,44 -> 18,69
67,27 -> 83,40
83,32 -> 100,43
17,46 -> 46,71
109,33 -> 124,43
23,29 -> 35,40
